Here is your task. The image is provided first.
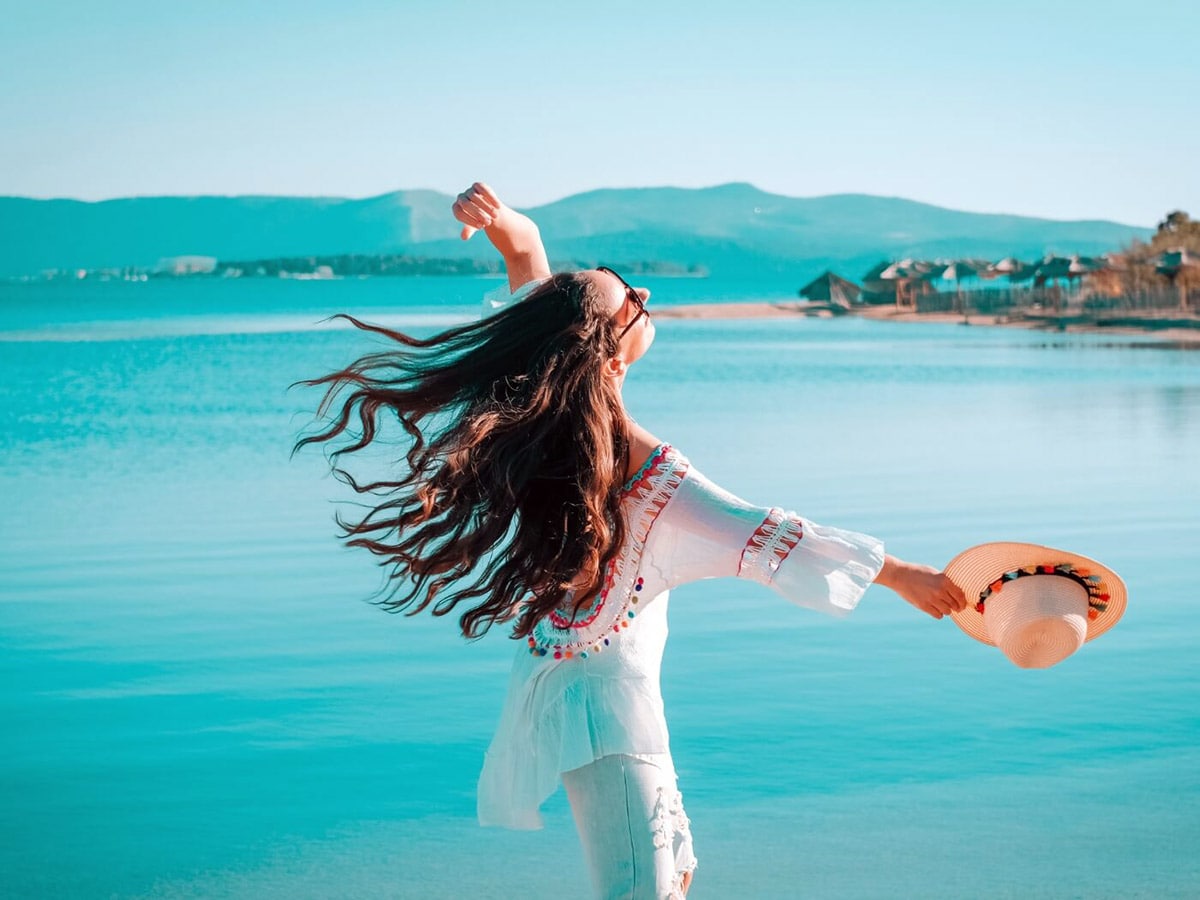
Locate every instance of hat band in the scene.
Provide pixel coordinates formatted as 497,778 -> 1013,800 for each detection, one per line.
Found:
974,562 -> 1111,621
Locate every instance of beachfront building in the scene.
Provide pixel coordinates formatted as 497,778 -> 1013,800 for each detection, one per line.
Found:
798,271 -> 862,310
849,249 -> 1197,318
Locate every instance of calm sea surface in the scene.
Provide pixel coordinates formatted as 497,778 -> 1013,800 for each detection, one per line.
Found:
1,276 -> 1198,898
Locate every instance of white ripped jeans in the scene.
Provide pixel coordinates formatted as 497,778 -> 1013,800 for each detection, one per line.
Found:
562,753 -> 698,900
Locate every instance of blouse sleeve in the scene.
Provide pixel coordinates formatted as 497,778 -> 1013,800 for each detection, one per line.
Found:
653,465 -> 886,618
481,278 -> 544,317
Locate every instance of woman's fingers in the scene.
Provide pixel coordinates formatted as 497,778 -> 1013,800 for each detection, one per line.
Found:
923,577 -> 963,618
451,182 -> 505,240
456,208 -> 492,230
949,581 -> 968,612
940,575 -> 968,613
888,561 -> 969,621
453,196 -> 491,223
470,181 -> 501,210
936,593 -> 962,617
921,573 -> 966,617
452,196 -> 495,239
459,184 -> 500,217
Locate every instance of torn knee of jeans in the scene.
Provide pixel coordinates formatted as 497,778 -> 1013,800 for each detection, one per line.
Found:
668,861 -> 697,900
650,786 -> 692,851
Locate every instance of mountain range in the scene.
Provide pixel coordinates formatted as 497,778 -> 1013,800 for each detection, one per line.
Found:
0,183 -> 1152,282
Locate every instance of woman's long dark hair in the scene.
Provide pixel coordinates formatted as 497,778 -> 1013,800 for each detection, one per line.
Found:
295,273 -> 631,639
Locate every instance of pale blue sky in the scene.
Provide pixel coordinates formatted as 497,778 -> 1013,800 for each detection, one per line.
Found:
2,0 -> 1195,225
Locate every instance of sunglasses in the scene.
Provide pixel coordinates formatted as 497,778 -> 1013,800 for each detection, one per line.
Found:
596,266 -> 649,339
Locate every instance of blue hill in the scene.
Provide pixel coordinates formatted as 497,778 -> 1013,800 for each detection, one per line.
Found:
0,184 -> 1151,280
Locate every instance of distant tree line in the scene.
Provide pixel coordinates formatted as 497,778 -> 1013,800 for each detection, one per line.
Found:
211,253 -> 505,278
1104,210 -> 1200,299
187,253 -> 707,279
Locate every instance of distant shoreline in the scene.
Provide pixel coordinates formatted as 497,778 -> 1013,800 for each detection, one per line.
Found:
655,302 -> 1200,346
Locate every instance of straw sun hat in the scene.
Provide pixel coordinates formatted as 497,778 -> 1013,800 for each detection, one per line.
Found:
945,542 -> 1128,669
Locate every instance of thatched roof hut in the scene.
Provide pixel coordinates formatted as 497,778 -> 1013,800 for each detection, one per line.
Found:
799,270 -> 862,308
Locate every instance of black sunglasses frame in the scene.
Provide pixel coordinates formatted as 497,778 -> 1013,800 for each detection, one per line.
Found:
596,266 -> 649,340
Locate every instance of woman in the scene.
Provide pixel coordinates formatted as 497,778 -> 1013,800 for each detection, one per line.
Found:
299,182 -> 967,899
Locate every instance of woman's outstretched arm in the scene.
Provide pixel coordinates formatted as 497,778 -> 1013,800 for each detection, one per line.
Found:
452,181 -> 551,292
658,463 -> 967,621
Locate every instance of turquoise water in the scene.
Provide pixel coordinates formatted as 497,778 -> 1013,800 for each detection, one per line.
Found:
2,277 -> 1198,899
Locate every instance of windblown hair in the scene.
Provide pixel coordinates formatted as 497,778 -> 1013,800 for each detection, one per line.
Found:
295,273 -> 631,639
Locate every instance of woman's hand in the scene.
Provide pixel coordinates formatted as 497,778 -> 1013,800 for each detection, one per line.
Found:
451,181 -> 550,292
453,182 -> 503,241
874,555 -> 967,620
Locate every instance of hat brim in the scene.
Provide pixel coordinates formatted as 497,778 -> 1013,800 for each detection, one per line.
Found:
946,542 -> 1127,647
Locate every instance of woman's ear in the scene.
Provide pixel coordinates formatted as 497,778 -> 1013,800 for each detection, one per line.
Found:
603,355 -> 629,379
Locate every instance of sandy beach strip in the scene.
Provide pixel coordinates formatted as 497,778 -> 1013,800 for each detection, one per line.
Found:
652,301 -> 814,319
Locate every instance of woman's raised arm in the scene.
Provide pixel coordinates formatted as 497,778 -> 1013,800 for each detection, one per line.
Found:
452,181 -> 551,292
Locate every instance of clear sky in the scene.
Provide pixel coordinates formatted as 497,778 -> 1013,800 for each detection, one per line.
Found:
2,0 -> 1196,226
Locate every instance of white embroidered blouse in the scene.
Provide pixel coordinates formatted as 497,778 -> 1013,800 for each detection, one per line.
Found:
477,443 -> 886,829
474,281 -> 886,829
